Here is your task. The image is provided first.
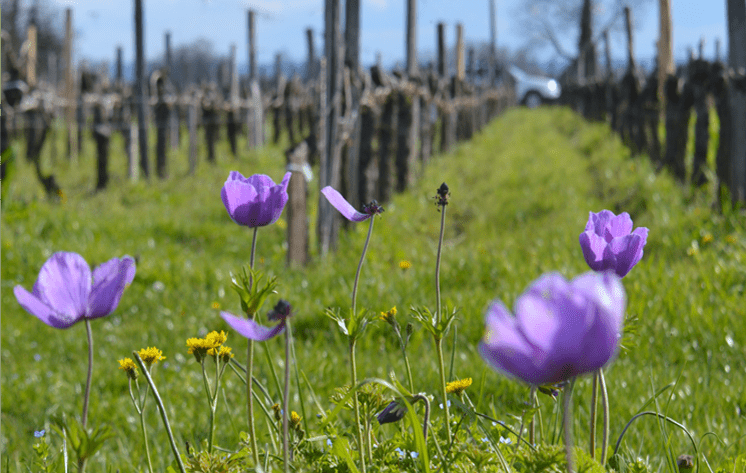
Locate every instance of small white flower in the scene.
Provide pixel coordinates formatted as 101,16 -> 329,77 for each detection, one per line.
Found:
499,436 -> 512,444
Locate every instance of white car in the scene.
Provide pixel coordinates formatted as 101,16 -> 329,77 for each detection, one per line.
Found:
508,65 -> 561,108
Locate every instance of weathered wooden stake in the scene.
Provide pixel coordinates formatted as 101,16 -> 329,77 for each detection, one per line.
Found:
306,28 -> 316,81
456,23 -> 465,80
287,142 -> 310,266
657,0 -> 674,113
63,8 -> 77,162
344,0 -> 362,209
727,0 -> 746,203
188,96 -> 198,174
26,22 -> 38,87
319,0 -> 343,254
135,0 -> 149,177
624,6 -> 637,74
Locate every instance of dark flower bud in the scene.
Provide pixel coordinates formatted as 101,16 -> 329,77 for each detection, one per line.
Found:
268,299 -> 292,322
363,200 -> 385,216
435,182 -> 450,207
677,454 -> 694,471
377,400 -> 408,425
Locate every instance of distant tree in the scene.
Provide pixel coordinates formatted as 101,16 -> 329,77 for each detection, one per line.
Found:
514,0 -> 652,78
1,0 -> 64,86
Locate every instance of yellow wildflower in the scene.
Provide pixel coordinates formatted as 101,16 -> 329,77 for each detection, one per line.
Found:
399,260 -> 412,270
204,330 -> 227,348
211,301 -> 221,310
138,347 -> 165,368
118,358 -> 138,380
380,306 -> 397,321
446,378 -> 472,395
208,345 -> 234,363
186,337 -> 211,362
290,411 -> 302,428
272,403 -> 282,421
701,233 -> 713,244
726,235 -> 737,244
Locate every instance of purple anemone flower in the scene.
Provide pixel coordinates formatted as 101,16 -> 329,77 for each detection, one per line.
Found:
221,171 -> 291,227
377,400 -> 407,425
321,186 -> 383,222
479,271 -> 625,386
579,210 -> 648,278
14,252 -> 136,330
221,299 -> 292,341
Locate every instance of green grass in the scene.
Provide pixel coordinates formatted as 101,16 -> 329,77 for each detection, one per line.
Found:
2,107 -> 745,472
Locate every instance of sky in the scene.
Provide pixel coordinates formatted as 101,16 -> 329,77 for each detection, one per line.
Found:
50,0 -> 729,75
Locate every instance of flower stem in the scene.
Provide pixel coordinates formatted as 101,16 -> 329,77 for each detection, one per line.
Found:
352,216 -> 375,316
82,319 -> 93,428
401,343 -> 415,394
563,378 -> 576,473
412,394 -> 431,441
589,371 -> 598,459
132,352 -> 186,473
349,339 -> 367,473
435,204 -> 446,326
283,320 -> 292,473
247,226 -> 260,466
435,337 -> 452,440
529,387 -> 537,446
434,202 -> 451,440
599,368 -> 610,466
139,408 -> 154,473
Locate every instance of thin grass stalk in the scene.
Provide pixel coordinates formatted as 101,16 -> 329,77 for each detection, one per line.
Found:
132,352 -> 186,473
282,320 -> 292,472
401,343 -> 415,394
589,371 -> 598,459
599,368 -> 610,465
247,226 -> 260,466
563,378 -> 576,473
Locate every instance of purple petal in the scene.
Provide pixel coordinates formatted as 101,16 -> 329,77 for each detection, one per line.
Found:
14,285 -> 80,329
221,172 -> 290,227
88,256 -> 136,319
579,231 -> 610,271
32,252 -> 91,323
604,212 -> 633,239
221,311 -> 286,341
321,186 -> 370,222
588,210 -> 616,236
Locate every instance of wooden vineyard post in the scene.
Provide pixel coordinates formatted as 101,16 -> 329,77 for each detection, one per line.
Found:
286,142 -> 310,266
188,95 -> 198,175
135,0 -> 149,178
63,8 -> 77,162
727,0 -> 746,203
318,0 -> 343,255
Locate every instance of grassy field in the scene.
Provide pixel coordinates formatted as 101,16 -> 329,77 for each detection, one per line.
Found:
2,107 -> 745,472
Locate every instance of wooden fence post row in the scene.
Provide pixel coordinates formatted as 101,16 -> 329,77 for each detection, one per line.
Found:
560,59 -> 746,209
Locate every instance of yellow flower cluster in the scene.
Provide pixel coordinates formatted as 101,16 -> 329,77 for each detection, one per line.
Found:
399,260 -> 412,270
446,377 -> 472,395
118,358 -> 138,380
138,347 -> 166,367
290,411 -> 302,429
380,306 -> 397,322
207,345 -> 234,363
187,331 -> 229,362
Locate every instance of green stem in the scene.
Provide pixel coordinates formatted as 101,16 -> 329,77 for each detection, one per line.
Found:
412,394 -> 431,441
435,337 -> 452,439
401,342 -> 415,394
563,378 -> 576,473
283,320 -> 292,473
599,368 -> 610,465
351,216 -> 375,317
435,205 -> 446,326
247,226 -> 260,466
139,408 -> 154,473
590,371 -> 598,459
529,387 -> 537,446
132,352 -> 186,473
350,339 -> 366,473
82,319 -> 93,428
